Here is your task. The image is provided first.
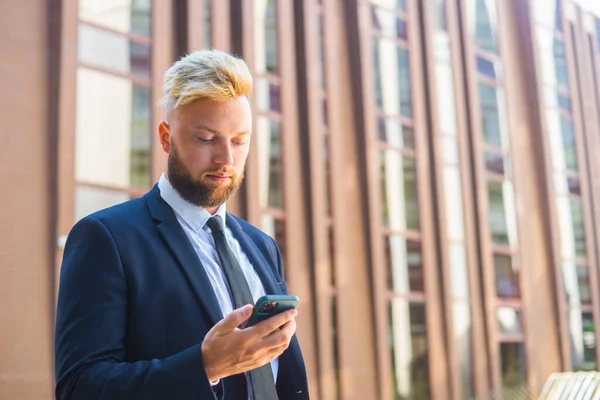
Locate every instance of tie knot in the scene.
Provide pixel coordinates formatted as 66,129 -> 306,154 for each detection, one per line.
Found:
206,215 -> 225,233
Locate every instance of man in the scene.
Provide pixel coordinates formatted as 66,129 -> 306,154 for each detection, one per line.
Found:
54,50 -> 309,400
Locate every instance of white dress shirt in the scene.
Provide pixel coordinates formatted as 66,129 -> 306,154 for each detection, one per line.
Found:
158,175 -> 278,397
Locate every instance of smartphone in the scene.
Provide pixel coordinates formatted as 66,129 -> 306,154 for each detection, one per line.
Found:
242,295 -> 300,328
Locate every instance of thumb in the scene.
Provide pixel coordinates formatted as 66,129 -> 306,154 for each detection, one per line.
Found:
214,304 -> 253,334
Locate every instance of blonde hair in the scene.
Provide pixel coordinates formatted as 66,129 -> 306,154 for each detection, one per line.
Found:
159,49 -> 253,110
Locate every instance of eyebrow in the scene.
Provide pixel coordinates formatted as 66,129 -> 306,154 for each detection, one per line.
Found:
195,124 -> 251,136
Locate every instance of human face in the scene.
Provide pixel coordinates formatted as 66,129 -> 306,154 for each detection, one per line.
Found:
158,96 -> 252,213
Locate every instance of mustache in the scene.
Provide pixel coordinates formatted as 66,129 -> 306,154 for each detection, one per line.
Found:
200,168 -> 237,178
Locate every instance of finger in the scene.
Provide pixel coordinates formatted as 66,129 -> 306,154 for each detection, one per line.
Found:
213,304 -> 253,335
250,309 -> 298,338
259,318 -> 296,349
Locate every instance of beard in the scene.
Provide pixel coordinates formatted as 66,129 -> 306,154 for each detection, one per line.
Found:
167,142 -> 244,208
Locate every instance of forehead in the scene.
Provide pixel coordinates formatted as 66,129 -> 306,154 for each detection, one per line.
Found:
173,97 -> 252,133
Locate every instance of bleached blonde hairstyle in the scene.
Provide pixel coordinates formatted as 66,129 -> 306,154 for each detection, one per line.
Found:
159,49 -> 253,111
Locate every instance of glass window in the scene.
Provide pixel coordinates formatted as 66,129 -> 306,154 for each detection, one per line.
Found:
371,0 -> 405,11
473,0 -> 499,54
78,23 -> 150,78
381,151 -> 420,231
556,197 -> 587,259
204,0 -> 212,48
479,84 -> 508,150
553,173 -> 581,196
497,307 -> 522,335
449,244 -> 469,299
443,166 -> 466,241
385,236 -> 423,294
477,56 -> 497,79
389,301 -> 429,399
487,180 -> 518,246
378,118 -> 415,149
494,254 -> 520,298
79,0 -> 152,37
434,53 -> 458,135
547,112 -> 578,172
373,38 -> 413,118
569,311 -> 597,371
531,0 -> 563,31
254,0 -> 278,75
500,342 -> 527,389
453,301 -> 473,398
317,13 -> 326,90
485,153 -> 508,176
562,262 -> 592,305
256,117 -> 283,209
75,68 -> 151,189
255,78 -> 281,112
75,185 -> 131,221
432,0 -> 448,31
372,7 -> 407,40
536,27 -> 570,89
441,137 -> 459,165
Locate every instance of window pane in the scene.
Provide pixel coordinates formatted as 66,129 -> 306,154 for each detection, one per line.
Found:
443,166 -> 466,241
553,173 -> 581,196
556,198 -> 587,259
531,0 -> 563,31
536,27 -> 570,89
473,0 -> 499,54
497,307 -> 522,334
547,112 -> 578,171
487,180 -> 518,246
378,118 -> 415,149
542,86 -> 572,111
385,236 -> 423,294
79,0 -> 151,37
569,311 -> 597,371
453,301 -> 473,399
255,78 -> 281,112
75,185 -> 130,222
500,342 -> 527,390
449,244 -> 469,299
254,0 -> 278,74
441,137 -> 459,165
479,84 -> 508,150
494,254 -> 520,298
389,301 -> 429,399
76,68 -> 151,188
79,24 -> 150,79
562,262 -> 592,305
373,38 -> 413,118
485,152 -> 508,176
432,0 -> 448,31
256,117 -> 283,209
371,0 -> 405,11
477,56 -> 497,79
317,12 -> 326,90
381,151 -> 420,231
434,46 -> 458,134
204,0 -> 212,49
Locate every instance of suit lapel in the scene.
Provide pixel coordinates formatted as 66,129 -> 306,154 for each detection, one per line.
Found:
145,185 -> 223,325
226,214 -> 282,296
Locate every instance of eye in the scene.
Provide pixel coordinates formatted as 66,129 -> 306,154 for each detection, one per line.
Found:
196,137 -> 213,144
232,140 -> 247,146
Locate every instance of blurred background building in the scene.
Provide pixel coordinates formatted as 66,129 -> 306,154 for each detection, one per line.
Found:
2,0 -> 600,399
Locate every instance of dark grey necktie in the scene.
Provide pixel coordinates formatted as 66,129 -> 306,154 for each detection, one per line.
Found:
206,215 -> 279,400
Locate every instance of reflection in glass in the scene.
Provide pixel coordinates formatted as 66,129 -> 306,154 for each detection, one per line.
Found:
255,78 -> 281,112
487,180 -> 518,246
497,307 -> 522,334
389,301 -> 429,399
569,311 -> 597,371
79,0 -> 152,37
254,0 -> 278,74
204,0 -> 212,49
473,0 -> 499,54
432,0 -> 447,31
479,84 -> 507,149
556,197 -> 587,259
500,342 -> 527,389
378,118 -> 414,148
443,166 -> 466,241
563,262 -> 591,305
547,112 -> 578,171
79,24 -> 150,78
256,117 -> 283,209
373,38 -> 413,118
485,152 -> 507,176
536,27 -> 569,89
75,185 -> 130,222
477,56 -> 497,79
494,254 -> 519,298
385,236 -> 423,294
531,0 -> 562,31
381,151 -> 420,231
76,68 -> 151,188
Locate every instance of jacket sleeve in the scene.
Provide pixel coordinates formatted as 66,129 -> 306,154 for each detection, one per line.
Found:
54,216 -> 221,400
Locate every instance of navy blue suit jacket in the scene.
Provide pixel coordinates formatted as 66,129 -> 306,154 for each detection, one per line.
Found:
54,185 -> 309,399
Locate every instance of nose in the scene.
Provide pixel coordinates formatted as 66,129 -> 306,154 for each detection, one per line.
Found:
213,139 -> 234,167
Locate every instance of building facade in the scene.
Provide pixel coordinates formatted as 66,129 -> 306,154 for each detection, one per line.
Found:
2,0 -> 600,399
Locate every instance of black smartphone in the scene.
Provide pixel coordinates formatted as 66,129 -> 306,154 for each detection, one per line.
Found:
241,295 -> 300,328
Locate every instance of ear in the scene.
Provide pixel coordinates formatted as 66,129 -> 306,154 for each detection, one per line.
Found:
158,121 -> 171,154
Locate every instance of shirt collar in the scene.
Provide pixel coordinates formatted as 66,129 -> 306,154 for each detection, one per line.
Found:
158,174 -> 227,233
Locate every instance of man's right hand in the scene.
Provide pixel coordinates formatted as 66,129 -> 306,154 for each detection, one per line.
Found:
201,304 -> 298,382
